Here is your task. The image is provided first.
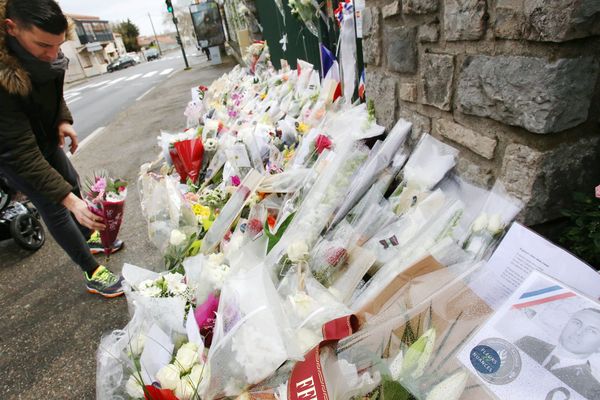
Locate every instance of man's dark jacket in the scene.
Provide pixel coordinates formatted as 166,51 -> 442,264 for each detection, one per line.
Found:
516,335 -> 600,399
0,0 -> 74,203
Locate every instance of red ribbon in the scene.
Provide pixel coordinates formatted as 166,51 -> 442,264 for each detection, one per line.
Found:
287,315 -> 359,400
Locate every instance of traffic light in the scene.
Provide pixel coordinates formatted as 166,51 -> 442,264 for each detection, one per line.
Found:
165,0 -> 173,13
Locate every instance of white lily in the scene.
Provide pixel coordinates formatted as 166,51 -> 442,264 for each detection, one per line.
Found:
400,328 -> 436,379
388,350 -> 404,381
425,370 -> 469,400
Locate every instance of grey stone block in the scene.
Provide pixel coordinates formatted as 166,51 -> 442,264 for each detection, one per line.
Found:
433,119 -> 497,159
382,1 -> 401,18
456,157 -> 494,188
421,53 -> 454,111
399,82 -> 418,102
363,7 -> 381,38
385,26 -> 418,73
457,55 -> 600,134
494,0 -> 600,42
402,0 -> 438,14
398,107 -> 431,146
363,35 -> 382,66
444,0 -> 487,41
366,69 -> 397,130
418,23 -> 440,42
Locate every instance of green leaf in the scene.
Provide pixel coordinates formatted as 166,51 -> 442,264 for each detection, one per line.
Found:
265,212 -> 295,253
380,379 -> 412,400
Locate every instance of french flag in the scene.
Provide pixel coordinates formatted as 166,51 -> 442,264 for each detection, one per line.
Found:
358,69 -> 366,100
512,285 -> 576,310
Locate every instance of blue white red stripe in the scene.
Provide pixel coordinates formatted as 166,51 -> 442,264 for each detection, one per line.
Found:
512,285 -> 576,309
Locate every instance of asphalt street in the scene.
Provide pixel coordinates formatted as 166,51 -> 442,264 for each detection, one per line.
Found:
0,55 -> 236,399
65,46 -> 207,142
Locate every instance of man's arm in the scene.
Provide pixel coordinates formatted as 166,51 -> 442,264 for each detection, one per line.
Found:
0,93 -> 105,230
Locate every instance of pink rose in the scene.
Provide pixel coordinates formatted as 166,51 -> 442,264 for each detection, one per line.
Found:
231,175 -> 241,187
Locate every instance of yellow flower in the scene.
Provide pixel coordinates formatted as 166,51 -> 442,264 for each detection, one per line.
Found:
296,122 -> 309,134
192,204 -> 211,218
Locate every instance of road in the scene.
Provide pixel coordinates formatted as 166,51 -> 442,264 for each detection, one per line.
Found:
64,47 -> 207,142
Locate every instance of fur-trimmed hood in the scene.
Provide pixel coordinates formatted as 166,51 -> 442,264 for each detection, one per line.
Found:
0,0 -> 32,97
0,0 -> 75,97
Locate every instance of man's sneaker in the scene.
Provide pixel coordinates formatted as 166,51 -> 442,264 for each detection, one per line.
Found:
87,231 -> 125,255
85,265 -> 124,298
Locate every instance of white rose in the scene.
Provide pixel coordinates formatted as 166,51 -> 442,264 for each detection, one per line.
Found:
287,240 -> 309,263
189,362 -> 208,388
125,375 -> 145,398
170,229 -> 187,246
471,213 -> 488,233
175,343 -> 200,373
129,334 -> 146,357
207,252 -> 226,266
487,214 -> 504,235
156,363 -> 181,390
204,138 -> 218,152
175,377 -> 196,400
289,292 -> 316,319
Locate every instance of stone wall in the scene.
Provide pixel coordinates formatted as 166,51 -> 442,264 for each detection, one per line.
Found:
362,0 -> 600,225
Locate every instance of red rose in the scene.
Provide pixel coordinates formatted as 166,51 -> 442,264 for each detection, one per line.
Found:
325,247 -> 348,267
315,134 -> 332,154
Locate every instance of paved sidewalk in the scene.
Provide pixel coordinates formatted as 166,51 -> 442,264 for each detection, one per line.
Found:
0,59 -> 236,399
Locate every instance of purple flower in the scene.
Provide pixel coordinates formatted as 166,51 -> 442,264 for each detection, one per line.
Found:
91,177 -> 107,193
230,175 -> 241,187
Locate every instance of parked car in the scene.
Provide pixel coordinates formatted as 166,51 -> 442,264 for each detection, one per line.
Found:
144,48 -> 161,61
127,52 -> 141,64
107,55 -> 137,72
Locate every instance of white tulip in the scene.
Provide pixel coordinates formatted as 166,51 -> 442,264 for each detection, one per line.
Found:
487,214 -> 504,235
425,370 -> 468,400
156,364 -> 181,390
170,229 -> 187,246
471,213 -> 488,233
125,375 -> 145,398
128,334 -> 146,357
287,240 -> 309,262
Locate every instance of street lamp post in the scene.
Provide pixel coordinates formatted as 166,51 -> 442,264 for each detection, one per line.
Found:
147,13 -> 163,56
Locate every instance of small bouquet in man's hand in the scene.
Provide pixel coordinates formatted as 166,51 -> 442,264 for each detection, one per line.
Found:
84,171 -> 127,257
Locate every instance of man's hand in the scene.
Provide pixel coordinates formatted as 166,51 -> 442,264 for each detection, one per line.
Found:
62,193 -> 106,231
58,122 -> 79,154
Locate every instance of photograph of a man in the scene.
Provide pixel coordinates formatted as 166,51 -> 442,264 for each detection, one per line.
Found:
516,308 -> 600,399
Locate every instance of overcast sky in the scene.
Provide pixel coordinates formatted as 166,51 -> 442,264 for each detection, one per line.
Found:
57,0 -> 174,36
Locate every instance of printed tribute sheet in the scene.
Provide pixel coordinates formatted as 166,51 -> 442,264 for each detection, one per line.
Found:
459,271 -> 600,400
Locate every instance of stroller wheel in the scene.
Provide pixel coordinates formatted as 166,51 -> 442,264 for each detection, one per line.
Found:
11,214 -> 45,251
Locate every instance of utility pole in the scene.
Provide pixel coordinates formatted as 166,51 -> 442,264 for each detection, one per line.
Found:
148,13 -> 163,55
165,0 -> 190,69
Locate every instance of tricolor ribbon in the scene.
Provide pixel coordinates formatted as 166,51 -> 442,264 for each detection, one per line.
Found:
512,285 -> 576,310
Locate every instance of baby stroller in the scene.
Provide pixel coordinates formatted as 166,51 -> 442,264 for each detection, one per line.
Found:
0,176 -> 45,251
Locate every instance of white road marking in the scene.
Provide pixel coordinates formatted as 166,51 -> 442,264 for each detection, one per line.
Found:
73,126 -> 105,154
64,91 -> 81,100
142,71 -> 158,78
87,80 -> 111,88
160,68 -> 174,75
125,73 -> 142,81
100,77 -> 126,88
136,86 -> 156,101
66,96 -> 82,105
